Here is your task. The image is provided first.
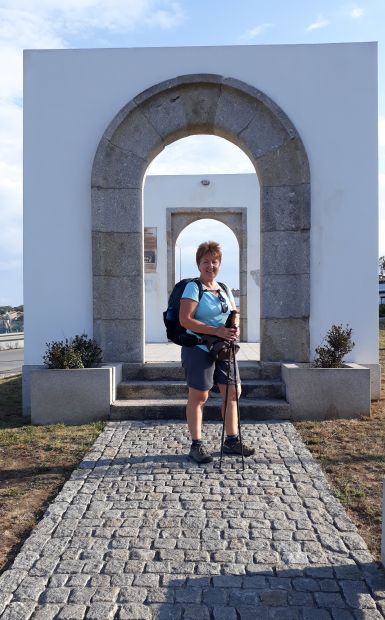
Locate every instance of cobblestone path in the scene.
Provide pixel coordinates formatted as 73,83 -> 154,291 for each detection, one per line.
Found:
1,420 -> 385,619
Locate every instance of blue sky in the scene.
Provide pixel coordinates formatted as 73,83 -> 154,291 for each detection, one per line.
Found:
0,0 -> 384,304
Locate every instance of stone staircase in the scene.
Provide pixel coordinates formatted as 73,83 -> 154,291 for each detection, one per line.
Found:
110,361 -> 291,420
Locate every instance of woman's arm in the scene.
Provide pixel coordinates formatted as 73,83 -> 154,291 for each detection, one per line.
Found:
179,298 -> 237,340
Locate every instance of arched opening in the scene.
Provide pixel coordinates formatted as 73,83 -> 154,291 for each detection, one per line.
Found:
174,218 -> 242,328
143,134 -> 260,351
92,74 -> 310,364
145,216 -> 243,347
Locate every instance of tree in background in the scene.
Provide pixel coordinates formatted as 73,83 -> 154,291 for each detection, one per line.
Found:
379,256 -> 385,279
0,305 -> 24,333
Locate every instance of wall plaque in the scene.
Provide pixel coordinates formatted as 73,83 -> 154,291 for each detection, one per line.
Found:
144,227 -> 157,273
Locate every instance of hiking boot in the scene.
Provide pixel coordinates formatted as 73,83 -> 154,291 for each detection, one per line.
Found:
189,443 -> 213,464
223,438 -> 255,457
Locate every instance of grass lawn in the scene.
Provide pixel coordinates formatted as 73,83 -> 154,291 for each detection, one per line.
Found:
295,320 -> 385,560
0,374 -> 104,573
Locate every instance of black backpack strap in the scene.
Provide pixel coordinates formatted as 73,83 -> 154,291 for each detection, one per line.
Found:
218,282 -> 231,298
192,279 -> 230,301
193,278 -> 204,301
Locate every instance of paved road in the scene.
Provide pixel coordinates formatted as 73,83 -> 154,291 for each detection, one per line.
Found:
1,420 -> 385,619
0,347 -> 23,375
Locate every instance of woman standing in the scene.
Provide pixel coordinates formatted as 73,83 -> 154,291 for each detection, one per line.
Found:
179,240 -> 255,464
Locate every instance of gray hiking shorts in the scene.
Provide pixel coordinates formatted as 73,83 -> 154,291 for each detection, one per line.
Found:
181,345 -> 241,392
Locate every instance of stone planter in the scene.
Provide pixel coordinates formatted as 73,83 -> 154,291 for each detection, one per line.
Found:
30,363 -> 122,425
282,363 -> 371,421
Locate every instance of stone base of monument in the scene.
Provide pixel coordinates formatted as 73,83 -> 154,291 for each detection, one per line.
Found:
282,362 -> 371,421
30,363 -> 122,425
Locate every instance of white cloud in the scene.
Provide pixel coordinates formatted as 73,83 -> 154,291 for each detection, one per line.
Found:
0,101 -> 22,166
306,15 -> 329,32
146,135 -> 255,176
240,23 -> 273,41
379,173 -> 385,256
0,99 -> 23,267
350,7 -> 364,18
379,116 -> 385,148
0,1 -> 184,34
0,9 -> 64,47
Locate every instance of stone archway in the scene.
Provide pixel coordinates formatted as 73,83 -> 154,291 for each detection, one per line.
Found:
167,208 -> 247,340
92,74 -> 310,363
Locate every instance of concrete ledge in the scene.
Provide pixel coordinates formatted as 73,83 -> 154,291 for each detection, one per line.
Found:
282,362 -> 371,420
362,362 -> 381,401
0,332 -> 24,350
30,363 -> 122,425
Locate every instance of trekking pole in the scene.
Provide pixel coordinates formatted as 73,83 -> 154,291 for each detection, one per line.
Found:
232,341 -> 245,471
219,360 -> 231,472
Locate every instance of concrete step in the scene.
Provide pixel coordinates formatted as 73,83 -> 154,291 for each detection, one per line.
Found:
110,398 -> 291,421
117,379 -> 284,400
122,361 -> 282,381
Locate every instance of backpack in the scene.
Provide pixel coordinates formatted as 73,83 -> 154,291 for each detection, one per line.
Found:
163,278 -> 230,347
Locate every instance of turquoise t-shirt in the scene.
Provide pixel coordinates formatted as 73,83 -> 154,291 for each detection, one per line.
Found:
181,280 -> 236,352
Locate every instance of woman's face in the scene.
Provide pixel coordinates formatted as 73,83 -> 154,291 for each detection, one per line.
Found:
198,251 -> 221,281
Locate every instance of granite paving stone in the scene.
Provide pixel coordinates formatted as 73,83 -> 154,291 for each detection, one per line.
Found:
1,420 -> 385,618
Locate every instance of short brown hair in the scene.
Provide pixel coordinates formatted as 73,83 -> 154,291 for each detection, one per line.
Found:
196,241 -> 222,266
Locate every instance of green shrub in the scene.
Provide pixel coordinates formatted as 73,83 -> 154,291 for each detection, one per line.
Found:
313,324 -> 355,368
379,304 -> 385,317
71,334 -> 103,367
43,334 -> 103,369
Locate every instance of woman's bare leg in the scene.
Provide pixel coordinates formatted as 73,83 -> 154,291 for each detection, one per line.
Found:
186,387 -> 209,440
217,383 -> 242,436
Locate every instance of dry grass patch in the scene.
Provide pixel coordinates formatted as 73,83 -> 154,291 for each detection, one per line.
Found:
380,320 -> 385,349
0,374 -> 104,573
295,337 -> 385,561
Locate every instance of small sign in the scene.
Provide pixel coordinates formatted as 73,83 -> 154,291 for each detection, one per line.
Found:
144,227 -> 157,273
144,250 -> 156,264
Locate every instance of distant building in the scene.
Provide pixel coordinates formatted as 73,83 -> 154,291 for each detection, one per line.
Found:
0,309 -> 24,334
380,279 -> 385,304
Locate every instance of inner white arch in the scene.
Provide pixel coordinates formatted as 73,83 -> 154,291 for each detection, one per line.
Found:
175,219 -> 239,294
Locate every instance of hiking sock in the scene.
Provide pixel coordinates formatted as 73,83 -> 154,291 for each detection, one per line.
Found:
191,439 -> 203,447
226,434 -> 239,444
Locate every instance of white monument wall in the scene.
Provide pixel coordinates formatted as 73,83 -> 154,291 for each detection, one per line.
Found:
23,42 -> 378,366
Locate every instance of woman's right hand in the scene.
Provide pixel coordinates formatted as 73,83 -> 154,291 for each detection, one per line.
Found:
216,326 -> 237,341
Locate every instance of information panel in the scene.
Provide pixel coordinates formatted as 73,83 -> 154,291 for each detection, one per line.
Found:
144,227 -> 157,273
